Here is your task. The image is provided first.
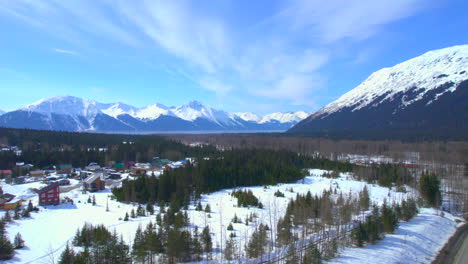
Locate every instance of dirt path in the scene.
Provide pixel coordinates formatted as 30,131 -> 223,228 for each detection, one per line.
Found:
432,223 -> 468,264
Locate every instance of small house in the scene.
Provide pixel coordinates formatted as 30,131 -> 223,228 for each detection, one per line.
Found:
58,179 -> 70,186
83,173 -> 105,192
125,161 -> 136,168
107,173 -> 122,180
56,164 -> 73,175
112,162 -> 125,171
130,167 -> 147,177
151,157 -> 171,168
0,170 -> 12,177
30,170 -> 45,177
38,183 -> 60,206
42,165 -> 55,173
22,164 -> 34,169
85,163 -> 101,171
0,193 -> 23,210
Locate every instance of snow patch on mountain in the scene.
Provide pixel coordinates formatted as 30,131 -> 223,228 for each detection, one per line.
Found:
317,45 -> 468,117
261,111 -> 310,123
235,112 -> 262,122
135,104 -> 170,120
171,101 -> 240,126
99,103 -> 139,118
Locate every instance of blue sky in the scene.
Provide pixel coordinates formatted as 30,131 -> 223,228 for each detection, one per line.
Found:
0,0 -> 467,114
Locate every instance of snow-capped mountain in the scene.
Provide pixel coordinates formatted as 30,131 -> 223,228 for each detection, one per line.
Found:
0,97 -> 309,132
21,96 -> 100,118
289,45 -> 468,139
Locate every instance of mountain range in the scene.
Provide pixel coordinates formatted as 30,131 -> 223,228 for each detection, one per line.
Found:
289,45 -> 468,139
0,97 -> 309,132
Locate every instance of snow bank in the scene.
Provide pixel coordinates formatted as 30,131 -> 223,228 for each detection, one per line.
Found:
328,208 -> 462,264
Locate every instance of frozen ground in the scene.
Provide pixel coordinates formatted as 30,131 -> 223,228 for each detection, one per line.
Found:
1,169 -> 457,263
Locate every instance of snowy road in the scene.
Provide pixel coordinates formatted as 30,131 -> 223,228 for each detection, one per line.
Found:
454,231 -> 468,264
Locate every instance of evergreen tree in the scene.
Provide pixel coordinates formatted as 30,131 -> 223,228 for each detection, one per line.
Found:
13,207 -> 20,220
277,216 -> 293,247
323,239 -> 338,259
419,172 -> 441,208
246,224 -> 268,258
303,244 -> 322,264
285,242 -> 299,264
381,200 -> 398,233
0,234 -> 14,260
224,236 -> 237,261
124,212 -> 129,221
27,200 -> 34,212
137,204 -> 146,216
359,186 -> 370,211
3,211 -> 11,222
92,195 -> 96,206
58,242 -> 76,264
13,233 -> 24,249
351,223 -> 366,247
132,225 -> 146,263
204,204 -> 211,213
146,203 -> 154,215
192,226 -> 203,260
196,201 -> 203,211
367,205 -> 381,243
201,226 -> 213,253
131,208 -> 136,218
21,208 -> 30,218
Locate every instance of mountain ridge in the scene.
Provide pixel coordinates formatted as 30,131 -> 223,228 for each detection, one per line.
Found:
0,96 -> 309,132
289,45 -> 468,139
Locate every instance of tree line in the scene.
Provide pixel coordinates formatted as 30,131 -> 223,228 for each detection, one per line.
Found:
112,148 -> 355,207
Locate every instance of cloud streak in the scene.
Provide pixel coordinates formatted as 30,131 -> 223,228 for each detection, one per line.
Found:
54,48 -> 78,55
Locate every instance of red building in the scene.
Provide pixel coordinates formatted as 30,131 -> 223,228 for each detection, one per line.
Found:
38,183 -> 60,205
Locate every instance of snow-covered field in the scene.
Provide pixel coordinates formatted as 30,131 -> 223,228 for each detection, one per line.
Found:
1,169 -> 460,263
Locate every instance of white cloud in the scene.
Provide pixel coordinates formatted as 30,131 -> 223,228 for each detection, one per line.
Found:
54,48 -> 78,55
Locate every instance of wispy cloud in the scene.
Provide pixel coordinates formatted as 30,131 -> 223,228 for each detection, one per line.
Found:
0,0 -> 434,111
282,0 -> 430,43
54,48 -> 78,56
